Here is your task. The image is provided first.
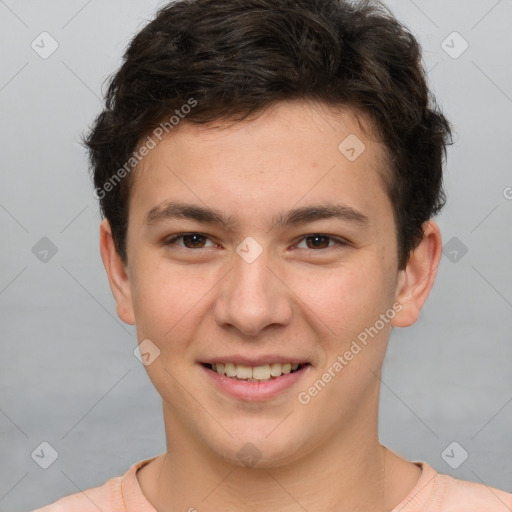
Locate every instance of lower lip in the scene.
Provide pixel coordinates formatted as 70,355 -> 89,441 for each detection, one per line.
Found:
200,364 -> 311,401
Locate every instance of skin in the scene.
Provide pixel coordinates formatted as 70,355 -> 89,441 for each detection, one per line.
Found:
100,100 -> 442,511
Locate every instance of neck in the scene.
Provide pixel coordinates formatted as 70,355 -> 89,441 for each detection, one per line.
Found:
136,404 -> 420,512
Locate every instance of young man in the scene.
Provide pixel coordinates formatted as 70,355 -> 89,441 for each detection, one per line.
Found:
35,0 -> 511,510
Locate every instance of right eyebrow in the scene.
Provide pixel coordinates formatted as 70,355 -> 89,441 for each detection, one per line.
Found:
144,201 -> 238,231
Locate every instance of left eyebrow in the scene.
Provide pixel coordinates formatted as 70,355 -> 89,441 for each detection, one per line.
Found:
143,201 -> 369,230
273,204 -> 369,227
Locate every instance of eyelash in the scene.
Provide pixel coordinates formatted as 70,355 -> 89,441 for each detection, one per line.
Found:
164,233 -> 349,251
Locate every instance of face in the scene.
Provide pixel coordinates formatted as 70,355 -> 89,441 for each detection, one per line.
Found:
104,100 -> 424,468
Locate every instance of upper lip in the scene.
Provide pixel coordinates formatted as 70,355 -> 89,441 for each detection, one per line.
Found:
201,355 -> 310,366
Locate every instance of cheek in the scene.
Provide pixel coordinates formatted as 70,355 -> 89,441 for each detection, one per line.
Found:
290,262 -> 396,414
129,252 -> 210,341
295,264 -> 392,329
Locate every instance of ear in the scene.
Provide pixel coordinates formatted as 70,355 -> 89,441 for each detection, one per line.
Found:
99,218 -> 136,325
391,220 -> 442,328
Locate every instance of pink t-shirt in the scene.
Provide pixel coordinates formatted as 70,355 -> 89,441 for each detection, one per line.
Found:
33,457 -> 512,511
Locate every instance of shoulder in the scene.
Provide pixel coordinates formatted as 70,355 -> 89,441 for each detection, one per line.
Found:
31,456 -> 157,512
397,462 -> 512,512
432,470 -> 512,511
31,475 -> 123,511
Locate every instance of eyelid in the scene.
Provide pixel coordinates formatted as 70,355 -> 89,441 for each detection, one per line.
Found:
165,232 -> 217,248
294,234 -> 350,250
164,232 -> 349,250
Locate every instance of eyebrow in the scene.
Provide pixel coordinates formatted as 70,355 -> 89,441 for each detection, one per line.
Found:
144,201 -> 369,229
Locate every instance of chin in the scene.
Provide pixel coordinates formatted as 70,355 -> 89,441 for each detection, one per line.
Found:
207,425 -> 312,469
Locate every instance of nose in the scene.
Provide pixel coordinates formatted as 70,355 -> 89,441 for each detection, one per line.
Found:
213,248 -> 292,337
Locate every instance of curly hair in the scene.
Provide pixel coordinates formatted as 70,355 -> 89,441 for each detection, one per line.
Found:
83,0 -> 452,269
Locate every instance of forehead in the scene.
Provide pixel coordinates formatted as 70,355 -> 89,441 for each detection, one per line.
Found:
128,100 -> 392,229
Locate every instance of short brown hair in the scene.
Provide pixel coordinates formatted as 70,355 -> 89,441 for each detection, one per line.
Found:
84,0 -> 452,269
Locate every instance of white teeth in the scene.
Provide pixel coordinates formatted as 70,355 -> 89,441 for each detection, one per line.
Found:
252,364 -> 271,380
269,363 -> 282,377
224,362 -> 237,377
236,364 -> 253,379
211,362 -> 302,380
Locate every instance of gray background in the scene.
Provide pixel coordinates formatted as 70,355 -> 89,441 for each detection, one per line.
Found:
1,0 -> 511,510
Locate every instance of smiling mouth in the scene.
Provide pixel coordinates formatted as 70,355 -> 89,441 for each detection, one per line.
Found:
201,362 -> 309,382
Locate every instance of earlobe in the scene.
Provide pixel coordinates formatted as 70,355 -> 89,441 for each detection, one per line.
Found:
391,221 -> 442,328
99,218 -> 136,325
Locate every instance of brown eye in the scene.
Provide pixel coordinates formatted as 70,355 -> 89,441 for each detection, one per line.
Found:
165,233 -> 215,249
182,234 -> 207,248
304,234 -> 331,249
295,234 -> 348,251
